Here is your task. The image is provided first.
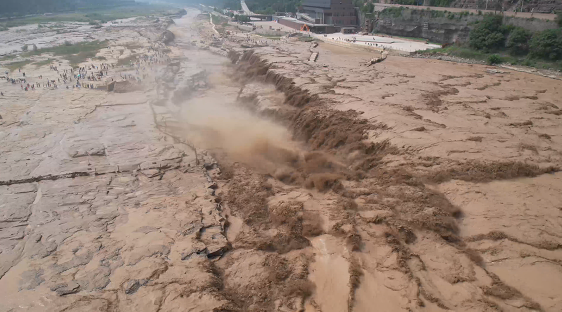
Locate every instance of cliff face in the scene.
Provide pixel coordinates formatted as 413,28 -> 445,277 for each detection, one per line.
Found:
374,10 -> 475,44
375,18 -> 471,44
450,0 -> 562,13
373,8 -> 558,44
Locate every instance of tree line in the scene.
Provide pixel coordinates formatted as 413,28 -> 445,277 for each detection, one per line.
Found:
0,0 -> 136,17
470,14 -> 562,63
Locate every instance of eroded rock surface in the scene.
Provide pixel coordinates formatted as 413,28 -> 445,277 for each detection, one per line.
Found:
2,7 -> 562,312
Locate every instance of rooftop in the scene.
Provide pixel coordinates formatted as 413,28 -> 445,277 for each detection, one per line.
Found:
277,16 -> 333,27
301,0 -> 332,9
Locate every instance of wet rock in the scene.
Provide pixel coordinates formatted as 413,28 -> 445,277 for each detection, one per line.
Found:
79,266 -> 112,291
141,169 -> 161,178
32,240 -> 58,259
107,81 -> 116,92
70,146 -> 106,158
160,30 -> 175,45
124,279 -> 147,294
31,234 -> 42,242
200,227 -> 229,259
51,281 -> 80,296
19,269 -> 44,290
181,241 -> 208,260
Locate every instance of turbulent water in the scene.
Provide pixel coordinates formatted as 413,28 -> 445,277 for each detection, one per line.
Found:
1,7 -> 561,312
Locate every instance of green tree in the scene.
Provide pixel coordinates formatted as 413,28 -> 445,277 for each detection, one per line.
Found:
361,2 -> 374,13
235,15 -> 250,22
506,26 -> 532,55
557,11 -> 562,27
529,29 -> 562,60
469,15 -> 506,51
487,54 -> 501,64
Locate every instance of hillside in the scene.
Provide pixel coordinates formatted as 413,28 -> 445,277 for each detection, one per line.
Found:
0,0 -> 138,17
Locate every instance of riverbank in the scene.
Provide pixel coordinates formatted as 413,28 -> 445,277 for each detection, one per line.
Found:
200,12 -> 562,311
1,7 -> 561,312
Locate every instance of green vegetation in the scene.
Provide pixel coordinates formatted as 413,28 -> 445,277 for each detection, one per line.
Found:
0,55 -> 18,61
298,36 -> 315,42
487,54 -> 501,64
469,15 -> 508,51
380,7 -> 406,18
25,40 -> 106,57
417,13 -> 562,70
4,60 -> 33,72
421,45 -> 490,61
379,7 -> 472,20
361,2 -> 375,14
222,0 -> 242,10
258,34 -> 282,40
392,0 -> 417,5
378,7 -> 562,70
420,45 -> 562,71
33,58 -> 55,67
117,54 -> 137,66
211,14 -> 228,25
428,0 -> 455,7
529,29 -> 562,60
0,0 -> 178,18
234,15 -> 250,23
506,26 -> 532,55
0,5 -> 179,29
467,14 -> 562,62
557,11 -> 562,27
23,40 -> 107,66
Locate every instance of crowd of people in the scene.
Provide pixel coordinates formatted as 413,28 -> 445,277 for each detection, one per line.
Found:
1,44 -> 173,96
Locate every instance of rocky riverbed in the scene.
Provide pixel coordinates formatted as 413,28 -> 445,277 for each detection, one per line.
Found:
1,7 -> 561,312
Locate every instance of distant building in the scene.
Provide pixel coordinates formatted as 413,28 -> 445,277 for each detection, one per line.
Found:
300,0 -> 357,26
276,16 -> 337,33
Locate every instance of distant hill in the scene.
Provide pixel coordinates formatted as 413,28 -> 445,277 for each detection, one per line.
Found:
0,0 -> 138,17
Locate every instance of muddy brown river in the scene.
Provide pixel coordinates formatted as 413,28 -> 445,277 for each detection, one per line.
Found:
0,7 -> 561,312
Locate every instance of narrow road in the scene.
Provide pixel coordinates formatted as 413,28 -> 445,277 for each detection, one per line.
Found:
241,0 -> 253,15
374,3 -> 557,20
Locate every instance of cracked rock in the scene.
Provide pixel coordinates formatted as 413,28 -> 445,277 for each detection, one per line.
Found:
50,281 -> 80,296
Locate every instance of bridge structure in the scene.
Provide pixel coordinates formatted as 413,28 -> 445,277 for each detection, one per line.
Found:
246,14 -> 273,21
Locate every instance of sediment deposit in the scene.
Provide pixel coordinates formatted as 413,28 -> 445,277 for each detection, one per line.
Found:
0,7 -> 561,312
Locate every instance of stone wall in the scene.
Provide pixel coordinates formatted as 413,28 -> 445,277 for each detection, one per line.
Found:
373,8 -> 558,44
374,10 -> 474,44
450,0 -> 562,13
